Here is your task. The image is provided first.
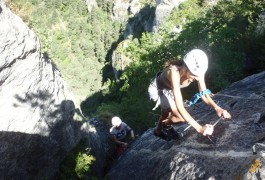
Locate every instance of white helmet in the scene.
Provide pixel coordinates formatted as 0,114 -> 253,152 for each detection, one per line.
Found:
183,49 -> 208,76
112,116 -> 122,126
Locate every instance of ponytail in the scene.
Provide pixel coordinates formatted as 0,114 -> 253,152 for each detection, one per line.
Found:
163,58 -> 184,68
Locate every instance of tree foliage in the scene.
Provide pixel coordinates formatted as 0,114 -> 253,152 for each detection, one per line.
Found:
57,139 -> 96,179
8,0 -> 122,101
6,0 -> 265,178
92,0 -> 265,133
7,0 -> 265,133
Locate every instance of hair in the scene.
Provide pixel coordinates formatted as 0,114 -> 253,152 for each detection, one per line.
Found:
163,58 -> 184,68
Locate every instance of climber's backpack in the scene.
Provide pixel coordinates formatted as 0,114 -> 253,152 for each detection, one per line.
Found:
148,72 -> 162,110
148,78 -> 159,102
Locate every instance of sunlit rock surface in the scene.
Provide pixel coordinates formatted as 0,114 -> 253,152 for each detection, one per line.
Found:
85,0 -> 97,12
0,2 -> 85,179
107,71 -> 265,179
152,0 -> 186,32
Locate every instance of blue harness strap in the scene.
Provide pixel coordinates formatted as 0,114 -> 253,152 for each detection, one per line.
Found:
186,89 -> 212,107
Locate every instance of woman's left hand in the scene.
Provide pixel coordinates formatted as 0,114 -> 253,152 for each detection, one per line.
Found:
215,107 -> 231,119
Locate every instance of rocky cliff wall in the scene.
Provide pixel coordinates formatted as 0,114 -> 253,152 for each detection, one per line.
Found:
0,1 -> 86,179
107,71 -> 265,179
152,0 -> 186,32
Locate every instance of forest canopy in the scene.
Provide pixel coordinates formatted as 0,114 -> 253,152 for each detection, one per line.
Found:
6,0 -> 265,178
7,0 -> 265,133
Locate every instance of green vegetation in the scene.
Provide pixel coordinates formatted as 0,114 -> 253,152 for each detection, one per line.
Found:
7,0 -> 122,102
57,139 -> 95,179
83,0 -> 265,133
7,0 -> 265,132
6,0 -> 265,177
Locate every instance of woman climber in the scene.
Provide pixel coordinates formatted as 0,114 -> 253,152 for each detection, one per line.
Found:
154,49 -> 231,140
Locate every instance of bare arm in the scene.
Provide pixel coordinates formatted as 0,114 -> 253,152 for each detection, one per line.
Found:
130,130 -> 135,139
168,69 -> 205,133
197,77 -> 231,119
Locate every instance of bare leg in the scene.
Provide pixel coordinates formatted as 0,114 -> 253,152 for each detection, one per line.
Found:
155,111 -> 169,135
170,115 -> 185,123
156,92 -> 185,135
163,109 -> 185,126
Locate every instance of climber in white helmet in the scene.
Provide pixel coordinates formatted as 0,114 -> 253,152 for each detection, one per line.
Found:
110,116 -> 135,148
154,49 -> 231,140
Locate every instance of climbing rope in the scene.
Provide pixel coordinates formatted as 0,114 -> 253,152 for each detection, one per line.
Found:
213,93 -> 264,100
185,89 -> 212,107
187,89 -> 264,107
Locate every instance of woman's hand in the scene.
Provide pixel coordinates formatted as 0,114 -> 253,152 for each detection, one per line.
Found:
122,142 -> 128,147
201,124 -> 214,136
215,107 -> 231,119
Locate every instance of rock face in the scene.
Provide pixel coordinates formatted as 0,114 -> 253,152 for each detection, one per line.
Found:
124,5 -> 155,38
112,0 -> 141,22
85,117 -> 117,178
256,9 -> 265,35
107,71 -> 265,179
152,0 -> 220,32
0,2 -> 84,179
85,0 -> 97,12
152,0 -> 186,32
111,38 -> 133,79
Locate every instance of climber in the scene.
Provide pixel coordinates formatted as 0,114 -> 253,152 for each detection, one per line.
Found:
110,116 -> 135,154
154,49 -> 231,140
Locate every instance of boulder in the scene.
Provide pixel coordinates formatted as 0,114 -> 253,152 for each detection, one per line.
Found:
107,71 -> 265,179
0,2 -> 85,179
